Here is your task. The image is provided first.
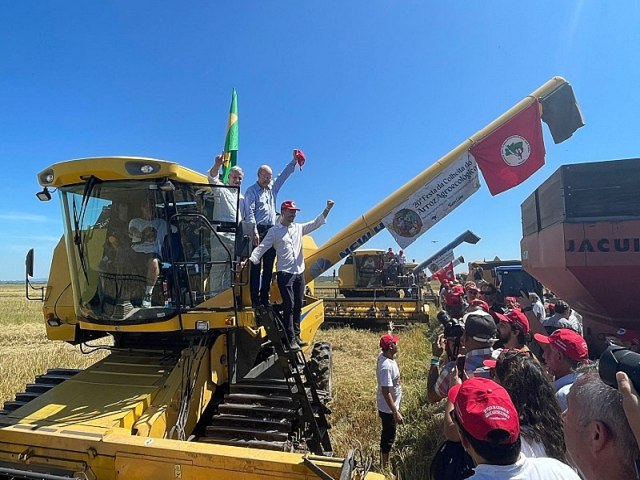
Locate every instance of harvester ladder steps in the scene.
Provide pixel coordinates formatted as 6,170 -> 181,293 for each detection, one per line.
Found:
203,377 -> 297,451
256,306 -> 333,456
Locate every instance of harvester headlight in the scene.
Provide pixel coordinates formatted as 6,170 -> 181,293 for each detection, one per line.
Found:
196,320 -> 210,331
125,161 -> 161,175
38,169 -> 55,185
36,187 -> 52,202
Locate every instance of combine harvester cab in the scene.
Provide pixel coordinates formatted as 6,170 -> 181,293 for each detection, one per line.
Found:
321,249 -> 429,327
3,157 -> 383,480
521,158 -> 640,356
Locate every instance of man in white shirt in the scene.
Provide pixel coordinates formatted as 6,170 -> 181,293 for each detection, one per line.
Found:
377,333 -> 403,468
527,293 -> 545,323
543,300 -> 583,335
207,155 -> 244,296
207,153 -> 245,222
129,201 -> 176,307
248,199 -> 334,349
449,377 -> 580,479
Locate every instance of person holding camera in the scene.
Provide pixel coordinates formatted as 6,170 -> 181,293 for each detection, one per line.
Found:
427,311 -> 498,403
564,367 -> 640,480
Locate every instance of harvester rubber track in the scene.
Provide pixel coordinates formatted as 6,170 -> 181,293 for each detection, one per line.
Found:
201,377 -> 299,451
0,368 -> 81,416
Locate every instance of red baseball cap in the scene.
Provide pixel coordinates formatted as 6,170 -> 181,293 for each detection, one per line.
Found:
534,329 -> 588,363
504,309 -> 530,334
483,358 -> 498,369
280,200 -> 300,212
380,333 -> 399,350
448,377 -> 520,444
489,309 -> 509,324
452,285 -> 465,295
470,299 -> 490,312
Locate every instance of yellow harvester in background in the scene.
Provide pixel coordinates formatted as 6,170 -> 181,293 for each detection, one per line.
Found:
321,249 -> 430,326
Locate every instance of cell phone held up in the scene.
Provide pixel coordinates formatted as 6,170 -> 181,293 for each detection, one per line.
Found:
455,356 -> 466,376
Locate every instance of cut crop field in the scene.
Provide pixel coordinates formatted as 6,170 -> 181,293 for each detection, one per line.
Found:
0,284 -> 445,479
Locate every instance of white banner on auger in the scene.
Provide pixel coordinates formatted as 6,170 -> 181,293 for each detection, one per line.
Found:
382,152 -> 480,249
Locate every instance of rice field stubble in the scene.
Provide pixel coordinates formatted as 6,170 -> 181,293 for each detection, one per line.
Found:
0,284 -> 446,479
0,284 -> 108,403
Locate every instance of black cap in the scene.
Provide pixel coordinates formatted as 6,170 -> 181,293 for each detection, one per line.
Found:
464,313 -> 497,343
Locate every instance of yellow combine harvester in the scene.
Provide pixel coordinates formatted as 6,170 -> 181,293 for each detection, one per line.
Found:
0,157 -> 384,480
321,249 -> 430,326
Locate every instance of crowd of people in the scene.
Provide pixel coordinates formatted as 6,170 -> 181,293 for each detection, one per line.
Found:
373,276 -> 640,479
360,248 -> 411,288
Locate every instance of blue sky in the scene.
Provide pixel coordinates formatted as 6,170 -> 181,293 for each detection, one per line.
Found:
1,1 -> 639,280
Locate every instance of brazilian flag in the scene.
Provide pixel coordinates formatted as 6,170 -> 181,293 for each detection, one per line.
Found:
219,89 -> 238,184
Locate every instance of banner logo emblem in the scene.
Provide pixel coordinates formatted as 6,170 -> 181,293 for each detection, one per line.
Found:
501,135 -> 531,166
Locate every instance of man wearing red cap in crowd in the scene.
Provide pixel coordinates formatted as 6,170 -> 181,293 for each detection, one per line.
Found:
444,283 -> 465,318
497,309 -> 531,351
504,296 -> 520,311
449,377 -> 580,479
438,279 -> 450,307
376,333 -> 403,468
534,329 -> 589,411
244,151 -> 303,307
248,199 -> 334,350
464,282 -> 480,308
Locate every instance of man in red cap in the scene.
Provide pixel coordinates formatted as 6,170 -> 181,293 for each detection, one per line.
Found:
248,199 -> 334,350
377,333 -> 403,467
448,377 -> 580,479
497,309 -> 531,351
534,329 -> 589,411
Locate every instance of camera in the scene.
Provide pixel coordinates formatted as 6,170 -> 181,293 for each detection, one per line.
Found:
437,310 -> 464,339
599,344 -> 640,393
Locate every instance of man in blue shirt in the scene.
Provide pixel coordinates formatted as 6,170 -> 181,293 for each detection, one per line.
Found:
244,151 -> 299,306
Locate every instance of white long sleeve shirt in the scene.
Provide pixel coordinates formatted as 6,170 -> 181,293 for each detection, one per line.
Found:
249,213 -> 326,274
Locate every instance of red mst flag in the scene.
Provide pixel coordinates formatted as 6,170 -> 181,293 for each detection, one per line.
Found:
431,262 -> 455,282
470,100 -> 545,196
